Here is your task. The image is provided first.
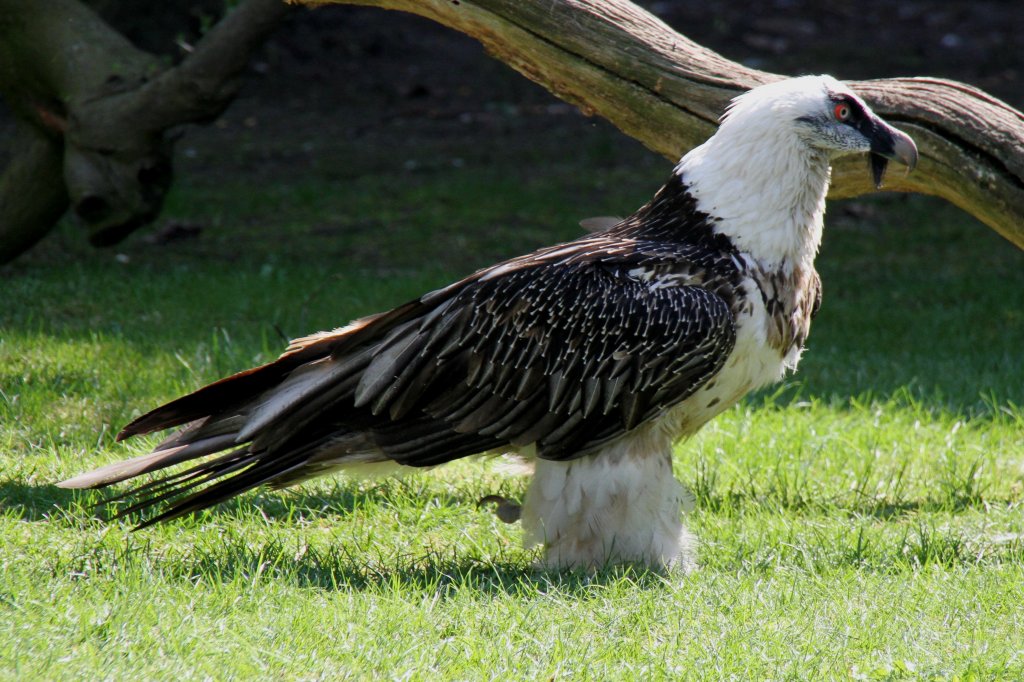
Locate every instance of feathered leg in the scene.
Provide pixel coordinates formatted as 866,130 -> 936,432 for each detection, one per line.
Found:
521,432 -> 697,572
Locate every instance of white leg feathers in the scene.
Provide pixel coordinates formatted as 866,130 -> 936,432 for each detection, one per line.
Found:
521,435 -> 697,572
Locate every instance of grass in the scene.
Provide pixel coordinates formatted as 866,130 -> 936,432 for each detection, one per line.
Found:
2,109 -> 1024,679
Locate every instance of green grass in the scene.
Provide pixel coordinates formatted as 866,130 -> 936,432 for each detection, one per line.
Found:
2,118 -> 1024,679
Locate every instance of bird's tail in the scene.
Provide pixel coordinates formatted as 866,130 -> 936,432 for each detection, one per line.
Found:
58,313 -> 413,527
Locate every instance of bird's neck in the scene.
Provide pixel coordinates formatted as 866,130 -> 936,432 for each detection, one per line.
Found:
674,130 -> 831,274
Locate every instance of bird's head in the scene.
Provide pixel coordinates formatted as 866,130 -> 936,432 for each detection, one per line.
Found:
720,75 -> 918,189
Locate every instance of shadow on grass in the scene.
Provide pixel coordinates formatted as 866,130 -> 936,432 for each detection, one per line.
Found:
168,539 -> 675,596
4,472 -> 1005,533
17,480 -> 677,594
55,509 -> 1024,591
0,477 -> 478,526
12,475 -> 1020,586
691,490 -> 1003,520
0,481 -> 94,523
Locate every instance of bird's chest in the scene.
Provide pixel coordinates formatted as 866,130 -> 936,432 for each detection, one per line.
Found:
659,267 -> 819,437
749,265 -> 820,366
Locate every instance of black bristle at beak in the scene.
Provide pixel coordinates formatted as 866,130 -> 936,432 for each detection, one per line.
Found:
870,153 -> 889,190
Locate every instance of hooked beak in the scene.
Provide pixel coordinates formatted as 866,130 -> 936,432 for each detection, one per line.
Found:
865,117 -> 918,189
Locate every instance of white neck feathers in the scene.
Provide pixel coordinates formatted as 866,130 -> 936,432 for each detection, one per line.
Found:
674,104 -> 831,273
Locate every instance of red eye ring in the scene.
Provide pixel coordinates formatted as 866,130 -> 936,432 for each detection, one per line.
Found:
834,103 -> 851,121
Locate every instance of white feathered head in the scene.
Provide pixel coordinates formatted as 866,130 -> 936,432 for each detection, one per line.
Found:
719,75 -> 918,188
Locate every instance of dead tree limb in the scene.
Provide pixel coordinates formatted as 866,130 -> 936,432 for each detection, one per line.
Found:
0,124 -> 69,263
0,0 -> 292,262
300,0 -> 1024,249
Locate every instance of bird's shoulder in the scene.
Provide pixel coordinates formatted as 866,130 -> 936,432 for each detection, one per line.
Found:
453,229 -> 743,300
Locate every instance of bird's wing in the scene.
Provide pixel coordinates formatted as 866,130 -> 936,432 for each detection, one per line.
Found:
353,248 -> 738,462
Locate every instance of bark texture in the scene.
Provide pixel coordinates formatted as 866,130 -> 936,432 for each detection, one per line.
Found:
0,0 -> 291,262
300,0 -> 1024,249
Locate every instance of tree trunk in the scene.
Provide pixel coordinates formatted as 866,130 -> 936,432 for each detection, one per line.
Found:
298,0 -> 1024,250
0,125 -> 69,263
0,0 -> 291,262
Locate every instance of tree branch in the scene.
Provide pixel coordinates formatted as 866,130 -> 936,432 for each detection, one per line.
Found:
107,0 -> 294,135
0,124 -> 69,263
299,0 -> 1024,249
0,0 -> 292,262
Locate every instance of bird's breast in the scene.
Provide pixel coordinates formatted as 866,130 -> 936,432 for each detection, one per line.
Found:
749,264 -> 821,371
658,265 -> 818,439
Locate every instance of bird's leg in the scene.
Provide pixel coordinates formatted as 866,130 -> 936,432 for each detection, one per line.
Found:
520,440 -> 697,572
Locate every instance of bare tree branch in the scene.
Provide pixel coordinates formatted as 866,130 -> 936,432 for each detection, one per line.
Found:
0,0 -> 292,262
299,0 -> 1024,249
0,124 -> 69,263
107,0 -> 294,134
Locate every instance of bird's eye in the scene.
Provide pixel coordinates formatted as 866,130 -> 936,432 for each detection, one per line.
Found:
834,103 -> 852,121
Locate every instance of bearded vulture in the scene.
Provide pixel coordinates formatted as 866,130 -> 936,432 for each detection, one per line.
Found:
62,75 -> 918,571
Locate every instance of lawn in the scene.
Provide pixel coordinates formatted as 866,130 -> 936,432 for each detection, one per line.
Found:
1,104 -> 1023,680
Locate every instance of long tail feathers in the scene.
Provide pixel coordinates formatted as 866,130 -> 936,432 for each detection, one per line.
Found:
58,315 -> 408,527
112,303 -> 422,443
58,433 -> 239,490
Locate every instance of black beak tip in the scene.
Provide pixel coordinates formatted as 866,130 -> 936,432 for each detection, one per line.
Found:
869,126 -> 917,190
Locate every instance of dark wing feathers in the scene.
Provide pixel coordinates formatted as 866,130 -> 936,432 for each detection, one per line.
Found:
64,239 -> 737,522
116,300 -> 424,441
337,255 -> 735,460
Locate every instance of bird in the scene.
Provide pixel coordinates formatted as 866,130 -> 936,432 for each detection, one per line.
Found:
61,75 -> 918,571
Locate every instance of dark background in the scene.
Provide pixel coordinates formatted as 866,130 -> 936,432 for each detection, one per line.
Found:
96,1 -> 1024,114
2,1 -> 1022,259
